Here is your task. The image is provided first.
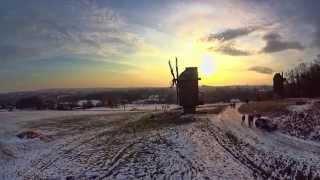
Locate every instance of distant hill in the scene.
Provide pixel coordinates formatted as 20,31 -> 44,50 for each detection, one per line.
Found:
0,85 -> 272,105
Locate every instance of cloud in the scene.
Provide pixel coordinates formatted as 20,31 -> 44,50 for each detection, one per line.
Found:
312,23 -> 320,48
0,45 -> 43,62
204,26 -> 261,42
204,25 -> 264,56
262,32 -> 281,41
251,0 -> 320,49
286,1 -> 320,49
248,66 -> 274,74
261,32 -> 304,53
0,0 -> 140,62
210,43 -> 252,56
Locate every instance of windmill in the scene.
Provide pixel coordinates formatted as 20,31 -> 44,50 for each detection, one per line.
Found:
168,57 -> 179,104
168,57 -> 201,113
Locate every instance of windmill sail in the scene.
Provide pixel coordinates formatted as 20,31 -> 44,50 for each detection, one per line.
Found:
175,57 -> 179,104
168,60 -> 176,86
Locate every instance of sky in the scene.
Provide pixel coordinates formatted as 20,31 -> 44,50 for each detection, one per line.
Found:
0,0 -> 320,92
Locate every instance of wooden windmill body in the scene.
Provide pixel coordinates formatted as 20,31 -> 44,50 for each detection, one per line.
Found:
169,58 -> 200,113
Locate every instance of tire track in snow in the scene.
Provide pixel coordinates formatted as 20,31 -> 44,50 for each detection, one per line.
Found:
203,107 -> 320,179
200,121 -> 269,179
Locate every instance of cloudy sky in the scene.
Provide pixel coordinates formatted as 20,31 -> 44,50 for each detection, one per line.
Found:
0,0 -> 319,92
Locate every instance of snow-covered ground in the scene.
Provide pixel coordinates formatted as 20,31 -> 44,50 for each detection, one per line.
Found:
0,104 -> 178,138
87,104 -> 179,111
273,100 -> 320,142
1,103 -> 320,179
209,105 -> 320,178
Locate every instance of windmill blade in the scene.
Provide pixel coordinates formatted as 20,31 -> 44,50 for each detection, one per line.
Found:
171,80 -> 175,88
175,57 -> 179,80
168,60 -> 176,81
175,57 -> 179,105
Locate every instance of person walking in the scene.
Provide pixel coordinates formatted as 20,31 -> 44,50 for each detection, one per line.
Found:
241,114 -> 246,125
248,114 -> 253,128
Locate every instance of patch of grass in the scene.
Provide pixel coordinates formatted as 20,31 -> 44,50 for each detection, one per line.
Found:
239,100 -> 292,115
197,105 -> 227,114
225,130 -> 240,145
26,112 -> 142,138
123,112 -> 193,133
0,142 -> 16,159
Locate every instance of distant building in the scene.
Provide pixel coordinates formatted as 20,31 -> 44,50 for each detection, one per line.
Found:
132,94 -> 161,104
77,100 -> 102,107
230,99 -> 241,103
57,102 -> 74,110
77,100 -> 102,109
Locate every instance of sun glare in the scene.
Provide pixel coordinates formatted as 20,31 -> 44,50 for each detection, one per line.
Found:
200,54 -> 216,76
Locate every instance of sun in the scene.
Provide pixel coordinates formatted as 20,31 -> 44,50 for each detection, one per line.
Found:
200,54 -> 216,76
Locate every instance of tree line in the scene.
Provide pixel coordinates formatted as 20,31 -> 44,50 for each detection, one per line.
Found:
273,55 -> 320,98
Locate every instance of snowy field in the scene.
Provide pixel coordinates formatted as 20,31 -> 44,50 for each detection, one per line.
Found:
1,103 -> 320,179
0,104 -> 178,138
